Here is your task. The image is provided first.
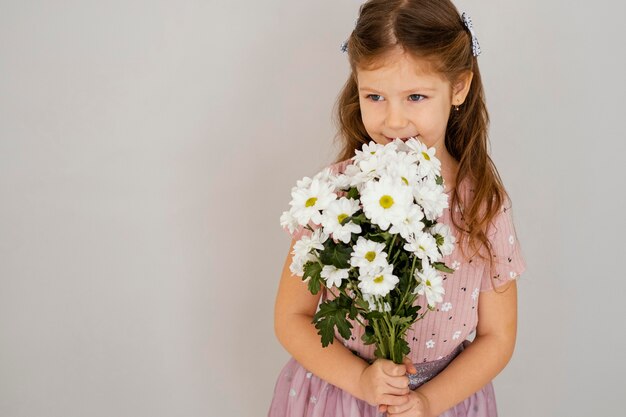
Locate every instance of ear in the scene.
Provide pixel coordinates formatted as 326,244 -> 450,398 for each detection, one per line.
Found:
451,71 -> 474,106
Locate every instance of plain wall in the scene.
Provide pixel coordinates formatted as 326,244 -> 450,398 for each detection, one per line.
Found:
1,1 -> 624,416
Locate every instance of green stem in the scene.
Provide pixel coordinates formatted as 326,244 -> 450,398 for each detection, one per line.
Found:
372,320 -> 387,358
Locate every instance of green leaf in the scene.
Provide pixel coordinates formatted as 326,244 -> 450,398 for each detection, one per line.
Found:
432,262 -> 455,273
319,241 -> 351,269
392,338 -> 410,362
347,187 -> 360,200
361,326 -> 377,345
303,262 -> 323,295
313,300 -> 353,347
436,175 -> 443,185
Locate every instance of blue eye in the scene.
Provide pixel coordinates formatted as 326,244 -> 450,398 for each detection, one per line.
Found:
366,94 -> 383,102
409,94 -> 425,102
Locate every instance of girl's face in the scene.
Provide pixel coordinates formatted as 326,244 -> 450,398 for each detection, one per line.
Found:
356,49 -> 469,157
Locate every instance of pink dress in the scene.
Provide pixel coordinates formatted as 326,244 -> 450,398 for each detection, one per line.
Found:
269,159 -> 527,417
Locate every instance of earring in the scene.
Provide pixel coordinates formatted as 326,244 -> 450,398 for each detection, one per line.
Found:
454,105 -> 460,111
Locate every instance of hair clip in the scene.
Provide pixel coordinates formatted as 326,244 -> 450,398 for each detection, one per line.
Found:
461,12 -> 481,57
340,40 -> 348,53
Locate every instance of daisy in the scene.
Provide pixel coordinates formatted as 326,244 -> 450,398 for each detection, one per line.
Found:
389,203 -> 425,240
353,141 -> 387,164
429,223 -> 456,256
290,177 -> 337,225
362,293 -> 391,312
292,228 -> 327,259
358,264 -> 399,297
413,263 -> 445,307
321,198 -> 362,244
279,209 -> 300,235
290,229 -> 328,277
412,180 -> 449,221
361,175 -> 413,231
403,231 -> 441,263
404,138 -> 441,179
320,265 -> 350,288
383,151 -> 420,188
350,237 -> 389,271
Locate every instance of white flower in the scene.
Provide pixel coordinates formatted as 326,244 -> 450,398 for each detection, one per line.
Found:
413,180 -> 448,221
290,177 -> 337,225
429,223 -> 456,256
471,288 -> 479,300
332,173 -> 352,190
383,151 -> 420,188
403,232 -> 441,263
451,260 -> 461,270
358,264 -> 399,297
350,237 -> 389,271
289,252 -> 317,277
321,198 -> 362,243
425,339 -> 435,349
441,302 -> 452,312
345,163 -> 377,190
404,138 -> 441,179
452,330 -> 461,340
509,234 -> 515,245
363,293 -> 391,312
321,265 -> 350,288
353,141 -> 387,164
361,175 -> 413,231
280,209 -> 300,235
293,228 -> 327,259
290,229 -> 328,277
389,204 -> 425,240
413,263 -> 445,307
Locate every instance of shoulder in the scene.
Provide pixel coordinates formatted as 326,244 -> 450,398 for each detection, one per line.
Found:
327,158 -> 353,175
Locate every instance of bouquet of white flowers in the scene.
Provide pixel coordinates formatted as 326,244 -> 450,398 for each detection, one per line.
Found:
280,138 -> 456,365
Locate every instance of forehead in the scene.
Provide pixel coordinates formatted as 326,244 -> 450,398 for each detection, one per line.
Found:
356,49 -> 449,92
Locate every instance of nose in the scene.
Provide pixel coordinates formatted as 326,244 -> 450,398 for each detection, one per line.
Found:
384,102 -> 409,131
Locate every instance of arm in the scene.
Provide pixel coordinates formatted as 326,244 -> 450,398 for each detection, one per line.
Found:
274,238 -> 412,405
415,279 -> 518,416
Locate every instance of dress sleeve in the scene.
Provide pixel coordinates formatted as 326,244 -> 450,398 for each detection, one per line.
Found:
283,223 -> 312,242
480,201 -> 527,292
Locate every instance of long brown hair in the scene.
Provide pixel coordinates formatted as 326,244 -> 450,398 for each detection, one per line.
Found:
332,0 -> 513,292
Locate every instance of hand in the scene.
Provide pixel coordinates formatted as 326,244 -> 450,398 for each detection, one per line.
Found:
377,356 -> 418,414
357,357 -> 413,408
385,390 -> 432,417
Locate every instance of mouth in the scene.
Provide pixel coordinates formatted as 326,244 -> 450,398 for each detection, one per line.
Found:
384,135 -> 418,142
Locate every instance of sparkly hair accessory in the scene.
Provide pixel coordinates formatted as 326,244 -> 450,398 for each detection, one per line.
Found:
340,17 -> 358,53
461,12 -> 481,57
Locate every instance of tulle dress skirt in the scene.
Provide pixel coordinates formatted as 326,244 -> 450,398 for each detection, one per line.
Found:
267,340 -> 498,417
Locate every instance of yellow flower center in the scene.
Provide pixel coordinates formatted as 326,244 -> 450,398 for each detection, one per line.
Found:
422,151 -> 430,161
305,197 -> 317,207
365,251 -> 376,262
337,213 -> 348,223
379,195 -> 394,209
374,275 -> 384,284
426,280 -> 431,286
419,245 -> 425,252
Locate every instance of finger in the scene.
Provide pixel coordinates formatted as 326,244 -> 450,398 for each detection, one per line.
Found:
386,375 -> 410,389
382,361 -> 406,377
387,398 -> 413,415
380,393 -> 410,407
403,356 -> 417,374
384,382 -> 410,396
378,404 -> 387,413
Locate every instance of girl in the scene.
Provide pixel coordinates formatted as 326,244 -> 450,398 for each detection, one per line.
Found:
269,1 -> 526,416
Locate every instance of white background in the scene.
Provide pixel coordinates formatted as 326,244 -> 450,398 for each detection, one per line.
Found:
1,1 -> 624,416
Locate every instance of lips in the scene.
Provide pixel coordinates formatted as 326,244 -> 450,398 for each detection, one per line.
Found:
384,135 -> 417,142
